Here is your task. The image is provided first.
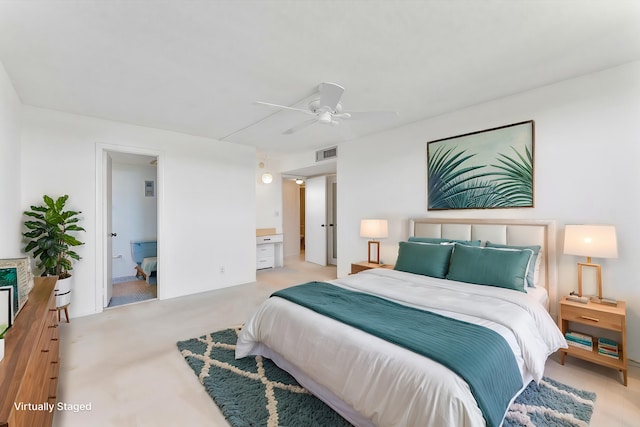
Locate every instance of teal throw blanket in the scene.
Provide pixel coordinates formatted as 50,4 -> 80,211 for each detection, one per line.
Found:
272,282 -> 522,427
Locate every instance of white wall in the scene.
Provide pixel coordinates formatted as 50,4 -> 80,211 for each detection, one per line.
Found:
336,61 -> 640,360
21,106 -> 257,318
255,153 -> 283,233
111,162 -> 158,278
0,61 -> 23,257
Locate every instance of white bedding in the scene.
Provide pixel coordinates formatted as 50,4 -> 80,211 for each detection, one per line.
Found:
236,269 -> 566,427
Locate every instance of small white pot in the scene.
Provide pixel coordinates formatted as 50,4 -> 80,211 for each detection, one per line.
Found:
55,276 -> 72,308
0,338 -> 4,362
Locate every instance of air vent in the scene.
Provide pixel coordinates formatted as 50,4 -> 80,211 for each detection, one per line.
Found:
316,146 -> 337,162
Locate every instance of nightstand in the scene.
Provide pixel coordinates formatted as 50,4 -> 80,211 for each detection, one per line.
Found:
558,297 -> 627,385
350,261 -> 394,274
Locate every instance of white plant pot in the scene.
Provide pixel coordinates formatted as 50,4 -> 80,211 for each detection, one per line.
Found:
0,338 -> 4,362
55,276 -> 72,308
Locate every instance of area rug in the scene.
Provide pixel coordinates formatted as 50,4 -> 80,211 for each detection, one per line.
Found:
178,328 -> 596,427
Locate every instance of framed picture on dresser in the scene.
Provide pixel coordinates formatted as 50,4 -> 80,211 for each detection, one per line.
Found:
0,258 -> 34,316
0,285 -> 14,328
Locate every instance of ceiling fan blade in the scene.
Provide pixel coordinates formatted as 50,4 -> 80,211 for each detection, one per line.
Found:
341,111 -> 399,121
283,118 -> 318,135
254,101 -> 316,115
318,82 -> 344,111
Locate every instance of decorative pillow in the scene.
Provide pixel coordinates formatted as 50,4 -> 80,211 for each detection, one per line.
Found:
408,236 -> 482,246
394,241 -> 454,279
446,244 -> 530,292
485,242 -> 541,287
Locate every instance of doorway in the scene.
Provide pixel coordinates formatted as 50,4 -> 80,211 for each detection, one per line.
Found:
280,161 -> 337,268
303,175 -> 337,266
107,153 -> 158,307
299,185 -> 305,251
96,146 -> 161,311
327,175 -> 337,265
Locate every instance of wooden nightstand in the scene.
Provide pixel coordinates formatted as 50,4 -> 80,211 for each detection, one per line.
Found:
350,261 -> 394,274
558,297 -> 627,385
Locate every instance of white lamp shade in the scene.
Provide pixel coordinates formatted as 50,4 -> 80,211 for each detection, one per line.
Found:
360,219 -> 388,239
564,224 -> 618,259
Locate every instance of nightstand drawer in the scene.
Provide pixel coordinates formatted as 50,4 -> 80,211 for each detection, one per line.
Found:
561,304 -> 623,331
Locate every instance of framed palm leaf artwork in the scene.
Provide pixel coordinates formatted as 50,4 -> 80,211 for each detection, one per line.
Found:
427,120 -> 534,210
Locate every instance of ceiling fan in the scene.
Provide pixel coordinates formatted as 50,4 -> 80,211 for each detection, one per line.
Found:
255,82 -> 399,135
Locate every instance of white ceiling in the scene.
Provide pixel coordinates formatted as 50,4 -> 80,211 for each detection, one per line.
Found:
1,1 -> 639,154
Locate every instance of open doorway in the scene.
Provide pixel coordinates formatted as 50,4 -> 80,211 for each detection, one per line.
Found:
280,160 -> 337,267
300,185 -> 305,252
282,174 -> 336,267
105,151 -> 158,308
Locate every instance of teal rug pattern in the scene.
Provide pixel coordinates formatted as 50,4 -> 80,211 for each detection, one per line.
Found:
178,328 -> 596,427
504,377 -> 596,427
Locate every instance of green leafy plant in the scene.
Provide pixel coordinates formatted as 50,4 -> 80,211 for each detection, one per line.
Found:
428,144 -> 533,209
489,146 -> 533,207
427,145 -> 495,209
0,323 -> 7,339
23,195 -> 85,279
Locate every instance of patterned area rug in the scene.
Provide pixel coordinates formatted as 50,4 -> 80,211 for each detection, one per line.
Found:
178,328 -> 596,427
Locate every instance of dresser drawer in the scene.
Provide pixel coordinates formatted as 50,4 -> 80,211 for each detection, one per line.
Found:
256,244 -> 275,257
257,257 -> 274,270
256,234 -> 283,244
561,304 -> 623,331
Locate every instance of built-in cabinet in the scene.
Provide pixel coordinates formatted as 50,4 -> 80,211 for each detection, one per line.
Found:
256,233 -> 283,270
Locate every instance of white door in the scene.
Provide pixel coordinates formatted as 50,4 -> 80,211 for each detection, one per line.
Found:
327,175 -> 337,265
105,152 -> 113,307
305,175 -> 327,266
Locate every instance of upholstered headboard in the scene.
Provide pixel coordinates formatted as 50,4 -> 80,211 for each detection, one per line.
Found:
409,218 -> 557,312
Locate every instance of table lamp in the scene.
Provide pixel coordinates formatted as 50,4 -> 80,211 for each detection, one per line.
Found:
360,219 -> 388,264
563,224 -> 618,304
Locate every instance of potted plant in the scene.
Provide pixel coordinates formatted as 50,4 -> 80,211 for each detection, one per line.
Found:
23,195 -> 85,308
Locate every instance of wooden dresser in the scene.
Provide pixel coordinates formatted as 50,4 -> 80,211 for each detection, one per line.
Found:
0,276 -> 59,427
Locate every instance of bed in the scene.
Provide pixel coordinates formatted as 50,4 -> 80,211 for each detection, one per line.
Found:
131,240 -> 157,283
236,219 -> 567,427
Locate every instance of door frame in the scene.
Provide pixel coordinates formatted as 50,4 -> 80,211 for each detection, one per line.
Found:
327,175 -> 337,265
94,143 -> 164,313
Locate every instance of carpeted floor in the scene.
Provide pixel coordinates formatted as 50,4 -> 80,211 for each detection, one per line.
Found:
178,328 -> 597,427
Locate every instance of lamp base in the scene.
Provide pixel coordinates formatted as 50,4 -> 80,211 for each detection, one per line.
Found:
577,261 -> 603,299
589,296 -> 618,306
367,240 -> 381,264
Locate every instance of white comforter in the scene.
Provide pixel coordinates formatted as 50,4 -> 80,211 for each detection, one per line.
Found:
236,269 -> 566,427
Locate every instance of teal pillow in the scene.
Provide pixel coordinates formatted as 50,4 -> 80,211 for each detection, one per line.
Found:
408,236 -> 482,246
446,244 -> 530,292
394,241 -> 454,279
485,242 -> 541,287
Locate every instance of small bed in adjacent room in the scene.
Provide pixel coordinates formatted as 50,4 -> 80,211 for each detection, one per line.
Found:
235,218 -> 567,427
131,240 -> 157,283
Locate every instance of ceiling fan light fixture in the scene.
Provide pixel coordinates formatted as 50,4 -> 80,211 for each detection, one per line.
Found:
254,82 -> 399,134
318,111 -> 332,124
